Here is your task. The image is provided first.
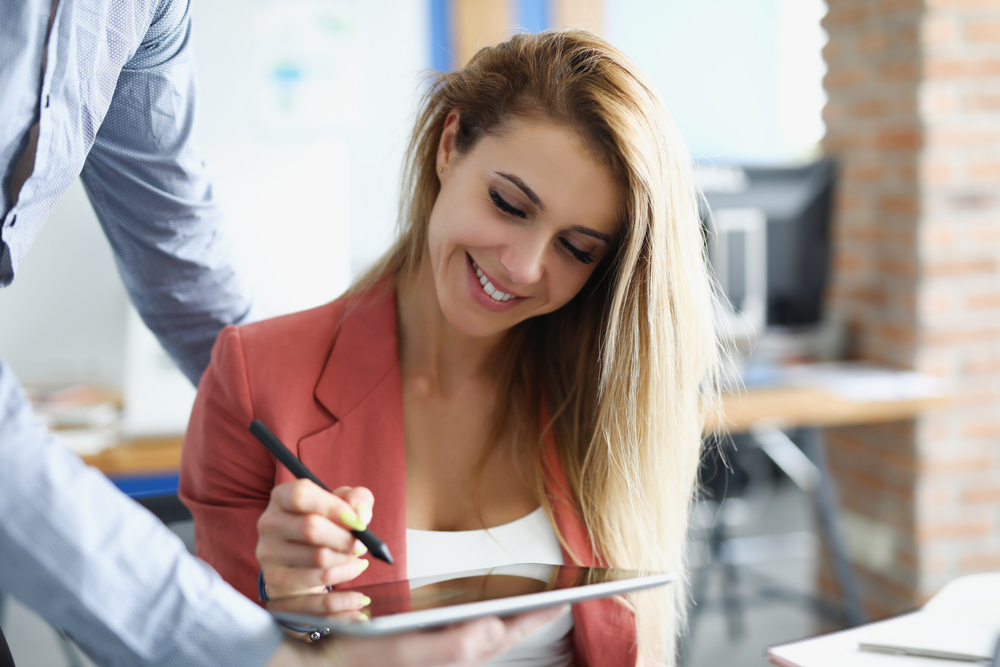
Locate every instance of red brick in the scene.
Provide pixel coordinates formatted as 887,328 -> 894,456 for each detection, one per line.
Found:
878,194 -> 919,214
825,5 -> 867,26
963,357 -> 1000,374
826,68 -> 867,89
969,162 -> 1000,181
922,17 -> 956,45
966,93 -> 1000,111
853,99 -> 890,118
962,421 -> 1000,438
925,258 -> 996,276
922,225 -> 955,245
925,327 -> 1000,344
878,258 -> 917,276
917,519 -> 992,540
966,21 -> 1000,42
960,552 -> 1000,571
970,224 -> 1000,243
926,58 -> 1000,78
921,161 -> 953,184
926,128 -> 1000,146
954,387 -> 997,406
880,61 -> 920,82
920,456 -> 994,473
861,30 -> 891,52
962,485 -> 1000,503
876,128 -> 922,149
878,323 -> 917,344
844,288 -> 888,305
964,292 -> 1000,309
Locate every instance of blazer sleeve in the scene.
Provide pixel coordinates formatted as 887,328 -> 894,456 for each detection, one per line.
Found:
179,325 -> 274,603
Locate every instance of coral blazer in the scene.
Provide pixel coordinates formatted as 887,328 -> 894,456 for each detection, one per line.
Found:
179,284 -> 638,666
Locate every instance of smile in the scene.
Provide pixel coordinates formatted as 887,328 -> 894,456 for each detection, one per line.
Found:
470,257 -> 516,302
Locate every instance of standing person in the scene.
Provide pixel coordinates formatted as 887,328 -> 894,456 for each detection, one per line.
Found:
0,1 -> 560,665
181,30 -> 722,666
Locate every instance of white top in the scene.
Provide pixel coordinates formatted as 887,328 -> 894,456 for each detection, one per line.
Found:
406,507 -> 574,667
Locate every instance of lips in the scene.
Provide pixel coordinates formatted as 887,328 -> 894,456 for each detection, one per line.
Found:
470,257 -> 516,302
464,253 -> 522,312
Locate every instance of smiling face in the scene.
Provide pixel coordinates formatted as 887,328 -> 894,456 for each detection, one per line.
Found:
426,113 -> 622,339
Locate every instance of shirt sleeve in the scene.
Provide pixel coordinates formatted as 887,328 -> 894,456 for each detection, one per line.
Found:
78,0 -> 259,385
0,358 -> 284,667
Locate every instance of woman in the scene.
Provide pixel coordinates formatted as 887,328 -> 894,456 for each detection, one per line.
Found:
180,29 -> 719,666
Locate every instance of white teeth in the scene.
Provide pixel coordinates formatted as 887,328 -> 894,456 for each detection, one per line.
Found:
470,258 -> 514,302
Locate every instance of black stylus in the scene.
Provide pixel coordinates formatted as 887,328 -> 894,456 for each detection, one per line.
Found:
248,419 -> 394,565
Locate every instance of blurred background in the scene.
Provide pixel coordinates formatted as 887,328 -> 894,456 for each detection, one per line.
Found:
4,0 -> 1000,665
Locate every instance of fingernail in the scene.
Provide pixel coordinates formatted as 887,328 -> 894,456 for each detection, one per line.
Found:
340,508 -> 366,531
359,611 -> 371,622
360,595 -> 372,606
352,540 -> 369,556
355,503 -> 373,526
356,558 -> 370,573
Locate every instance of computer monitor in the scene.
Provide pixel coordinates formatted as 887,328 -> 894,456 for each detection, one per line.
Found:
698,159 -> 836,327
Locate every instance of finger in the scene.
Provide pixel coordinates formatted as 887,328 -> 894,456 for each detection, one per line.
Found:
258,510 -> 357,553
493,605 -> 570,654
263,557 -> 370,596
267,590 -> 371,616
334,616 -> 507,667
272,480 -> 367,531
257,538 -> 356,570
333,485 -> 376,525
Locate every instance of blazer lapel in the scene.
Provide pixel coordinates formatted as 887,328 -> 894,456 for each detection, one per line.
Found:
296,285 -> 409,585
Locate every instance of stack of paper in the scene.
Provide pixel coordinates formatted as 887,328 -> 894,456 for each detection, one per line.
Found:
769,573 -> 1000,666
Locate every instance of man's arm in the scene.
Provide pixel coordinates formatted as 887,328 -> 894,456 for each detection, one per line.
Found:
0,359 -> 285,667
79,0 -> 257,384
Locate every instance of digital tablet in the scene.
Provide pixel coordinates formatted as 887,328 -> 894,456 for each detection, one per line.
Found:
266,563 -> 675,637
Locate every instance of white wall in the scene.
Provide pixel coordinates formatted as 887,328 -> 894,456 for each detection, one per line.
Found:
0,0 -> 427,434
607,0 -> 827,164
0,182 -> 127,388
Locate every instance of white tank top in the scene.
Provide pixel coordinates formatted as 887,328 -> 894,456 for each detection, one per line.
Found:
406,507 -> 574,667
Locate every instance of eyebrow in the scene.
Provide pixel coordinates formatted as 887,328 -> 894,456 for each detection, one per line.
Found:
497,172 -> 544,210
570,225 -> 613,245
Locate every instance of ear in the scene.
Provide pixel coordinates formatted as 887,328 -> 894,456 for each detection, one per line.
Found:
436,110 -> 461,180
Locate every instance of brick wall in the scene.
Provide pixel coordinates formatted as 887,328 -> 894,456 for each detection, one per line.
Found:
823,0 -> 1000,616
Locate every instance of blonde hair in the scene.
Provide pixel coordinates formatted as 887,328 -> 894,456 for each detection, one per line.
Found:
355,29 -> 720,665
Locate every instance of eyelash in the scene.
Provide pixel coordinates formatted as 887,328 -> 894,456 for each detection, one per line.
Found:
560,238 -> 595,265
488,187 -> 594,265
489,188 -> 526,219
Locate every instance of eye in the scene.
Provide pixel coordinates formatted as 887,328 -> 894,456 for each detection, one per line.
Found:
489,187 -> 526,219
560,238 -> 595,265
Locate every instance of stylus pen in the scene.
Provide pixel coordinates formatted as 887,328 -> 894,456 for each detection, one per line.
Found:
248,419 -> 394,565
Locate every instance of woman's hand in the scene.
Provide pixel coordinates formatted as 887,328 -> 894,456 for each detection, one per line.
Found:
268,605 -> 570,667
257,479 -> 375,599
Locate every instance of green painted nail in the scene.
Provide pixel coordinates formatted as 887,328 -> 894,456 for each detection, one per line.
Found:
360,595 -> 372,606
340,508 -> 366,531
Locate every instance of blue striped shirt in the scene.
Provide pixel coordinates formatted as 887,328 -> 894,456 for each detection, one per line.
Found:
0,0 -> 282,664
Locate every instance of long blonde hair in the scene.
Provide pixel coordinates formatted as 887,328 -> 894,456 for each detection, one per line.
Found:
355,29 -> 720,665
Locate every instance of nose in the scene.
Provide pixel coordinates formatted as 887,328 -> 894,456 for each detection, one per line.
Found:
499,233 -> 546,286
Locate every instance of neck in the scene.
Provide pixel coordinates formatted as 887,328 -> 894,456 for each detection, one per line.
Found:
396,262 -> 508,396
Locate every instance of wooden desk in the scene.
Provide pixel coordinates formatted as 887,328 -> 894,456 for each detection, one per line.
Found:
715,386 -> 951,434
82,436 -> 183,476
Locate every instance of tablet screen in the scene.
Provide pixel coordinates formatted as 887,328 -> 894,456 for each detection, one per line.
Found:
267,563 -> 675,636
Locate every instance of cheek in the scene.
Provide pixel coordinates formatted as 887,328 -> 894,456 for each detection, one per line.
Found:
542,265 -> 595,312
